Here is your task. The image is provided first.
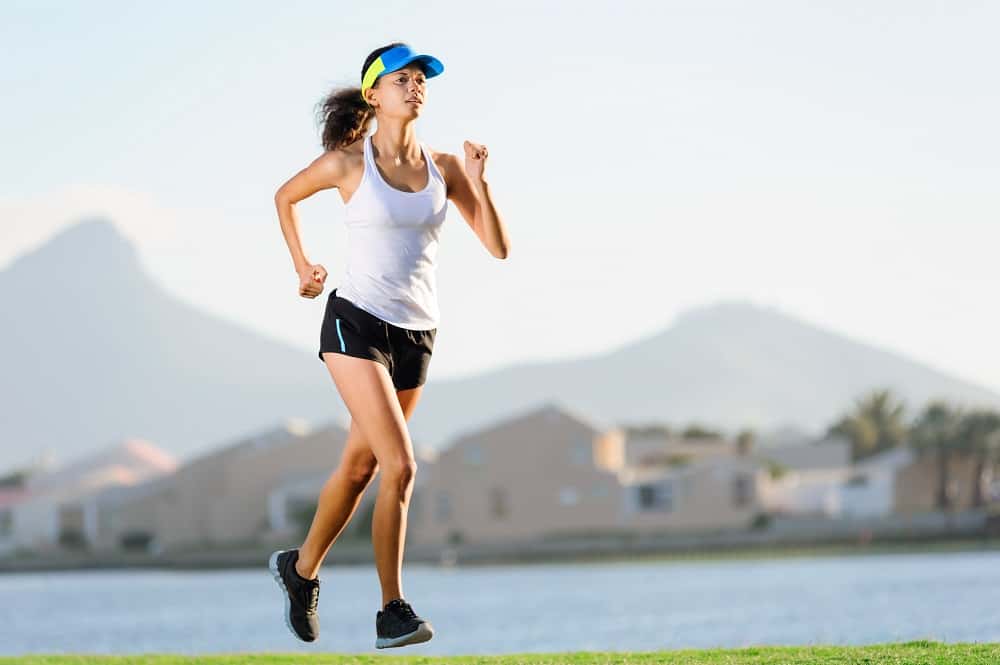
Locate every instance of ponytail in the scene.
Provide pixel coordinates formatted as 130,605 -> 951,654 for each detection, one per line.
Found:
316,41 -> 408,151
317,87 -> 373,151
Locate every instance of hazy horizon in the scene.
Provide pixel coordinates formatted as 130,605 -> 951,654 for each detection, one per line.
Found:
3,1 -> 998,390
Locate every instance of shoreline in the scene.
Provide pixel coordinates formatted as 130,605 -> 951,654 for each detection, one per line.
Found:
1,640 -> 999,663
3,532 -> 998,574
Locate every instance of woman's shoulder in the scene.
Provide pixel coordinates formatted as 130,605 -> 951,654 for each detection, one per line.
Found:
312,140 -> 365,176
425,145 -> 459,180
330,137 -> 366,162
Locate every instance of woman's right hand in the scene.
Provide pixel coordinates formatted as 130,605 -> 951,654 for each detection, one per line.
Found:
297,263 -> 328,299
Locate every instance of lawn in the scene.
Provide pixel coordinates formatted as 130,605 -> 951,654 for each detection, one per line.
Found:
3,640 -> 1000,664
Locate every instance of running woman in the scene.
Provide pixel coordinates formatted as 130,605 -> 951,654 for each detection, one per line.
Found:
269,42 -> 510,648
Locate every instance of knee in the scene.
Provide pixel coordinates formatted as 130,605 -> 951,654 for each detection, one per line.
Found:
382,458 -> 417,490
343,461 -> 379,488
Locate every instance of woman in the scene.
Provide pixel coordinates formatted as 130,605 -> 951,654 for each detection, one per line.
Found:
268,41 -> 510,649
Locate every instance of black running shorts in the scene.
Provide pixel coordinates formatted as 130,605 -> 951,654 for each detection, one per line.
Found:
318,288 -> 437,391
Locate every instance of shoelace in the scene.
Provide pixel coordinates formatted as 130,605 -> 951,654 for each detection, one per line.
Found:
300,579 -> 320,615
390,600 -> 418,621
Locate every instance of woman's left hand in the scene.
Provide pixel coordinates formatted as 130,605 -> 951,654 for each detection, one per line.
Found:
463,140 -> 488,182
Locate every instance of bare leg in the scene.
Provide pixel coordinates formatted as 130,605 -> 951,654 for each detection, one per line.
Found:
315,352 -> 423,606
295,372 -> 424,580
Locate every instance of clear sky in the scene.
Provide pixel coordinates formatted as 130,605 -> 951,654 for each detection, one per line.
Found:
3,1 -> 998,392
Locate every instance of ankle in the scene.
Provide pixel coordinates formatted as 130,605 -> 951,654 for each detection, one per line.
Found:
294,556 -> 317,581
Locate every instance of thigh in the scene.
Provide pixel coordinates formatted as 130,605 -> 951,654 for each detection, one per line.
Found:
321,352 -> 416,468
338,384 -> 425,473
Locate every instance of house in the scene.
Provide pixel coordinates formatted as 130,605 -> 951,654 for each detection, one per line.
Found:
757,444 -> 914,519
1,439 -> 176,553
412,401 -> 626,546
621,454 -> 769,532
266,445 -> 438,541
754,434 -> 852,471
104,419 -> 347,551
104,418 -> 439,552
623,429 -> 733,468
413,400 -> 784,546
0,488 -> 29,556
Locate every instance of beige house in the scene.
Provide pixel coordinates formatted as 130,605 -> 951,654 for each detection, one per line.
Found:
411,402 -> 774,547
411,402 -> 625,546
624,430 -> 733,468
267,444 -> 439,541
621,455 -> 768,532
104,419 -> 349,551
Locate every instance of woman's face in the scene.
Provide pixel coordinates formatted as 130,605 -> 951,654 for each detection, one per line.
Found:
371,64 -> 428,118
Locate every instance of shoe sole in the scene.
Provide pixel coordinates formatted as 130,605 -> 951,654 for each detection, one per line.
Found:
268,549 -> 315,643
376,621 -> 435,649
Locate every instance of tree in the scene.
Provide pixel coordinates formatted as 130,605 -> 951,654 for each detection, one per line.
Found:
736,428 -> 755,456
621,423 -> 672,438
681,424 -> 722,440
910,400 -> 964,511
955,409 -> 1000,507
827,388 -> 908,462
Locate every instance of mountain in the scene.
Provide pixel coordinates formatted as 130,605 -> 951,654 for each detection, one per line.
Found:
0,217 -> 342,470
404,302 -> 1000,448
3,218 -> 999,470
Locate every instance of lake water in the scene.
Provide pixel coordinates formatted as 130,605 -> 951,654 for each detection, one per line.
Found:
3,549 -> 999,655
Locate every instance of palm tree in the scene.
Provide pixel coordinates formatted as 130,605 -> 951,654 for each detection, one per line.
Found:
735,428 -> 755,456
955,409 -> 1000,507
827,388 -> 908,462
910,400 -> 964,511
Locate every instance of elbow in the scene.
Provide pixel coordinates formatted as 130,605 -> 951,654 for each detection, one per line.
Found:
274,187 -> 294,208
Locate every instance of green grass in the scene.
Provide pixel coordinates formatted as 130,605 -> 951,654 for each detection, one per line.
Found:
3,641 -> 1000,664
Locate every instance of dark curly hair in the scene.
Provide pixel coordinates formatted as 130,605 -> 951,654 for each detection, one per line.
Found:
316,41 -> 410,151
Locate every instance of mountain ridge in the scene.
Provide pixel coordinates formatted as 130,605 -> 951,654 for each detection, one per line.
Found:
2,218 -> 997,470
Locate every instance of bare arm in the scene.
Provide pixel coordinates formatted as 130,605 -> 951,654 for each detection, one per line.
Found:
274,151 -> 347,297
442,142 -> 510,259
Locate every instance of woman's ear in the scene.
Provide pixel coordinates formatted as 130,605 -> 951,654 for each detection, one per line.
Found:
364,89 -> 376,109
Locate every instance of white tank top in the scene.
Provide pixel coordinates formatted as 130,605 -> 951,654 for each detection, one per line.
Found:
335,132 -> 448,330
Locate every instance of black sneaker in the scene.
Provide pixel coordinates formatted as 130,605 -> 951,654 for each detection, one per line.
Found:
268,549 -> 320,642
376,598 -> 435,648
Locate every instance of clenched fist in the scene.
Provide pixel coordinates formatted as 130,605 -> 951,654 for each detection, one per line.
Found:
463,140 -> 489,181
297,262 -> 327,299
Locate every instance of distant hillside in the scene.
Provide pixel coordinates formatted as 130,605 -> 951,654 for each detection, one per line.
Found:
0,218 -> 343,469
3,217 -> 998,470
403,301 -> 1000,448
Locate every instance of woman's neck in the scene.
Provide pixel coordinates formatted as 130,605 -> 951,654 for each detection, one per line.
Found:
371,121 -> 421,164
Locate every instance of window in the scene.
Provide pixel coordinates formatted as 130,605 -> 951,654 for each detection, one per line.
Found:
489,487 -> 509,520
591,484 -> 610,498
732,474 -> 754,507
463,444 -> 484,465
637,481 -> 673,511
559,487 -> 579,506
571,440 -> 591,465
435,491 -> 452,522
846,473 -> 868,487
